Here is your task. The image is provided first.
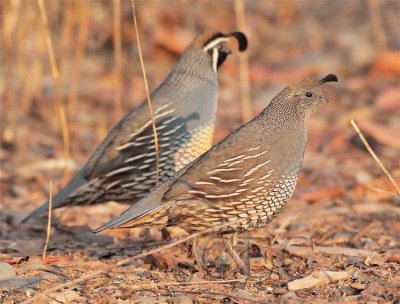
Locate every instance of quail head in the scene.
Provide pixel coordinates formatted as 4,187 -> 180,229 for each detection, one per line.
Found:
95,74 -> 338,236
23,31 -> 248,222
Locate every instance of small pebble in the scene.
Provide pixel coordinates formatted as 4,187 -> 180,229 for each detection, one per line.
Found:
19,261 -> 47,271
283,258 -> 293,266
173,295 -> 193,304
51,290 -> 81,303
26,288 -> 36,297
0,262 -> 16,280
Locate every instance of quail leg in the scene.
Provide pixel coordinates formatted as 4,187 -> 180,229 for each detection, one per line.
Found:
222,234 -> 250,276
192,237 -> 208,272
161,227 -> 172,241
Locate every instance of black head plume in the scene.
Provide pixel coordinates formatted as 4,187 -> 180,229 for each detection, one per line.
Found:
202,31 -> 248,52
201,31 -> 248,72
226,32 -> 248,52
319,74 -> 338,85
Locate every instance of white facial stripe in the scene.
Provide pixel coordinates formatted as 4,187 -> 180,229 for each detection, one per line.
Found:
203,37 -> 229,51
212,48 -> 218,73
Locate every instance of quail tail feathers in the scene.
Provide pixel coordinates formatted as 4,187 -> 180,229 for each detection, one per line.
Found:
93,181 -> 173,233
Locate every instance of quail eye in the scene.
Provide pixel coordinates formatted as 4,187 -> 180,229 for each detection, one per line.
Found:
305,92 -> 313,97
217,44 -> 223,50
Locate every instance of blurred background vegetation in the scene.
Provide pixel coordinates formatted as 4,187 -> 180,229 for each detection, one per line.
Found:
1,1 -> 399,302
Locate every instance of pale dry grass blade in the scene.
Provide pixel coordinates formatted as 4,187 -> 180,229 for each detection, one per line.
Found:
350,119 -> 400,195
67,0 -> 89,112
59,105 -> 72,185
130,0 -> 160,184
234,0 -> 252,123
42,180 -> 53,260
37,0 -> 59,79
367,0 -> 387,52
37,0 -> 72,185
113,0 -> 123,120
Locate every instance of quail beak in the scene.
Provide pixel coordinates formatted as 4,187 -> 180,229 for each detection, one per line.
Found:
224,47 -> 232,55
221,42 -> 233,56
320,95 -> 328,103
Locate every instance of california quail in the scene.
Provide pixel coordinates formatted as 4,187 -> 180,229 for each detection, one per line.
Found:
23,31 -> 248,222
94,74 -> 338,271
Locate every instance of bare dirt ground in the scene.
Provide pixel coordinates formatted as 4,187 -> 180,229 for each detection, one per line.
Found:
1,1 -> 399,303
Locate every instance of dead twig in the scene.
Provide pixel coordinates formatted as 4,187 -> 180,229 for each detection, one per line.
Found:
130,279 -> 243,291
42,180 -> 53,260
350,119 -> 400,195
350,221 -> 378,243
131,0 -> 160,185
284,244 -> 378,259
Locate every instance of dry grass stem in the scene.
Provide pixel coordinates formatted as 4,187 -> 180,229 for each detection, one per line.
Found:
67,0 -> 89,112
21,218 -> 248,304
367,187 -> 399,196
234,0 -> 252,123
113,0 -> 123,120
37,0 -> 72,185
350,119 -> 400,195
37,0 -> 59,79
42,180 -> 53,260
59,105 -> 72,185
367,0 -> 387,52
131,0 -> 160,185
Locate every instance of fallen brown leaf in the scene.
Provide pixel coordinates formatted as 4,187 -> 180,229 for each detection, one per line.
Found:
146,253 -> 178,271
288,270 -> 349,291
370,51 -> 400,75
296,187 -> 343,202
375,87 -> 400,112
358,120 -> 400,148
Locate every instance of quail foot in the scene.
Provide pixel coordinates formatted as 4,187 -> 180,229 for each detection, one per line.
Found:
94,74 -> 338,274
23,31 -> 248,222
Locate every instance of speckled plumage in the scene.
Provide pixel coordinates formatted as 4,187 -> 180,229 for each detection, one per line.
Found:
23,31 -> 248,222
95,74 -> 338,236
